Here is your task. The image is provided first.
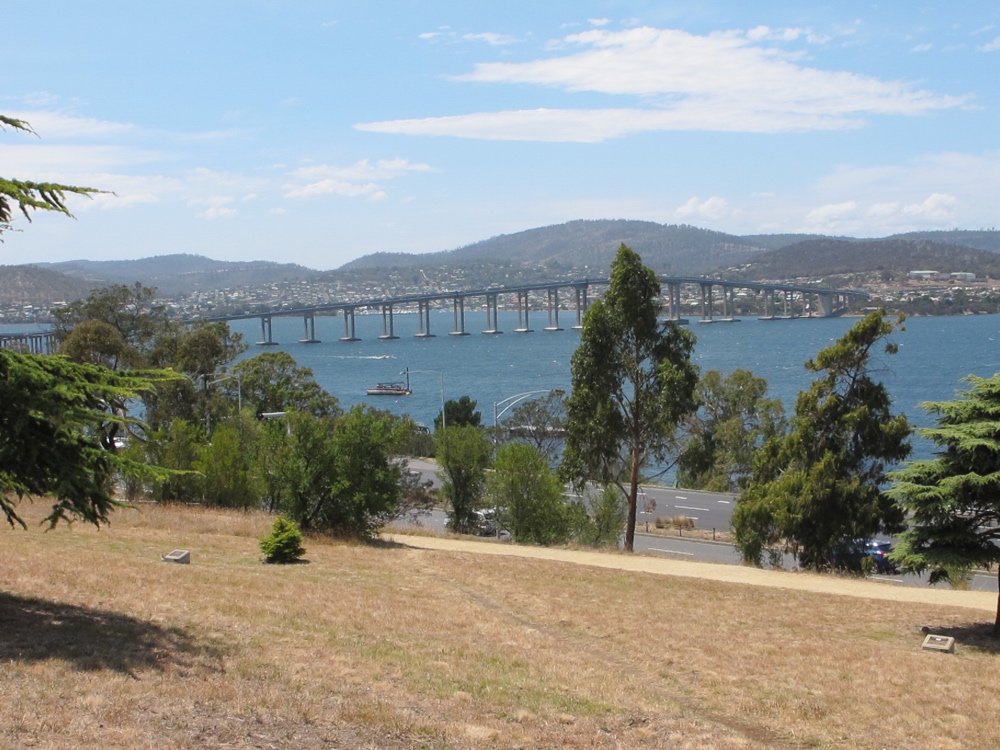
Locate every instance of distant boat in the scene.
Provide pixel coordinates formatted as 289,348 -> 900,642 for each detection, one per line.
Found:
367,368 -> 411,396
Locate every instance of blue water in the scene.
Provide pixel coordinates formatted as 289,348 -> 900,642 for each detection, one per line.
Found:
220,312 -> 1000,460
8,313 -> 999,460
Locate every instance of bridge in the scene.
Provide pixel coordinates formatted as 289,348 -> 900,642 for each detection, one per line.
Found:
0,330 -> 58,354
204,276 -> 868,346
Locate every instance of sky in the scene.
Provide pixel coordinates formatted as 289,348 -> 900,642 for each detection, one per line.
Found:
3,1 -> 999,270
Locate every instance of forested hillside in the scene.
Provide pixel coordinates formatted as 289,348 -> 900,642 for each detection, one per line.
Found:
0,265 -> 93,307
738,238 -> 1000,280
343,220 -> 770,275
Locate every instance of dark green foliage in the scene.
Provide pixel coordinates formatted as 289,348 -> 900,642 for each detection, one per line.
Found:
678,369 -> 785,492
437,425 -> 493,534
265,407 -> 410,539
197,414 -> 262,509
53,283 -> 169,368
888,374 -> 1000,634
733,310 -> 911,569
434,395 -> 482,431
232,351 -> 340,418
259,517 -> 306,564
562,244 -> 699,551
0,349 -> 177,528
565,485 -> 627,548
145,419 -> 205,503
488,442 -> 568,545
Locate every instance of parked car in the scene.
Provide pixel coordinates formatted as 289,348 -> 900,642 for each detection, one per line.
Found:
830,539 -> 899,574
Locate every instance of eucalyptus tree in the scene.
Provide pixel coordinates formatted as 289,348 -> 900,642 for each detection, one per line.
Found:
733,310 -> 911,569
561,244 -> 699,552
888,374 -> 1000,634
487,442 -> 568,545
677,368 -> 786,492
437,424 -> 493,534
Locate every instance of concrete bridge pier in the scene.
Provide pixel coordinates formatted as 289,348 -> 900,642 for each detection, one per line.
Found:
719,286 -> 740,322
698,283 -> 715,323
544,288 -> 563,331
572,284 -> 588,330
450,296 -> 470,335
258,316 -> 278,346
379,304 -> 399,340
815,292 -> 835,318
299,313 -> 321,343
340,308 -> 361,341
415,301 -> 435,338
483,292 -> 503,334
514,291 -> 532,332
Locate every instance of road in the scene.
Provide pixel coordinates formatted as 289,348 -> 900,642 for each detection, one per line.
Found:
398,459 -> 998,593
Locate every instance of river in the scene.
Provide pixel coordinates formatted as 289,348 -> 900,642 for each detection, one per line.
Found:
219,311 -> 1000,459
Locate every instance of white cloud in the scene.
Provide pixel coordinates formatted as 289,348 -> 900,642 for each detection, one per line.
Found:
193,195 -> 238,220
361,26 -> 966,142
805,201 -> 860,228
902,192 -> 957,219
676,196 -> 729,221
981,36 -> 1000,52
463,32 -> 519,46
588,18 -> 611,27
4,109 -> 134,138
912,43 -> 934,52
285,158 -> 434,200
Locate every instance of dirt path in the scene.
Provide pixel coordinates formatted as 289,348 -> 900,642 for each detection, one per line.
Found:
387,533 -> 997,614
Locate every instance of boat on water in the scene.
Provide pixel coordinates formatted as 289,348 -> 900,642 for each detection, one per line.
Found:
367,368 -> 411,396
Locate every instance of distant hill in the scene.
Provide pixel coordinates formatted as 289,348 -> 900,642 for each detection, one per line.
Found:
342,223 -> 1000,277
738,238 -> 1000,280
886,229 -> 1000,253
0,265 -> 94,308
342,220 -> 773,275
35,254 -> 313,296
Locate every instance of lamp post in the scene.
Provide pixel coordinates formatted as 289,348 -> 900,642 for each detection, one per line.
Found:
208,372 -> 242,412
404,369 -> 446,432
492,389 -> 564,445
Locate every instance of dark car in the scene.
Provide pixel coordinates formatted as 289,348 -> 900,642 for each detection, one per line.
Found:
831,539 -> 899,574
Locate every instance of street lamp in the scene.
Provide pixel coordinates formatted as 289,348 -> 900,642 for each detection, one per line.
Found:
208,372 -> 242,412
493,389 -> 564,444
404,369 -> 446,432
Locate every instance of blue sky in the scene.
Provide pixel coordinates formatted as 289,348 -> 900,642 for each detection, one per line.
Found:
4,1 -> 999,270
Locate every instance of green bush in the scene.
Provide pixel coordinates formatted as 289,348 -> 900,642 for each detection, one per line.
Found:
259,517 -> 306,564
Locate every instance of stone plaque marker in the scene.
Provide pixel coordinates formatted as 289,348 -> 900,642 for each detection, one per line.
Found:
162,549 -> 191,564
921,634 -> 955,653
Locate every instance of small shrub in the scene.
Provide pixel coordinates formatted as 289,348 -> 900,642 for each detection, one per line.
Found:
259,517 -> 306,564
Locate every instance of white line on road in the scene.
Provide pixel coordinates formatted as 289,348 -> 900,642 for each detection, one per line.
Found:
650,548 -> 694,556
675,505 -> 709,512
717,500 -> 731,504
674,495 -> 687,500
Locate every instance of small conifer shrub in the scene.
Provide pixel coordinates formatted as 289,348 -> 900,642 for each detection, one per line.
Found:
259,517 -> 306,564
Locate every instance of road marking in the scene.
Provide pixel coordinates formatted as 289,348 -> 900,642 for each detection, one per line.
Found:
674,495 -> 687,500
650,548 -> 694,556
674,505 -> 708,512
717,500 -> 731,504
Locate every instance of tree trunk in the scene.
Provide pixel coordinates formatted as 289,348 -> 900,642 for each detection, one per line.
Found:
994,568 -> 1000,638
624,440 -> 641,552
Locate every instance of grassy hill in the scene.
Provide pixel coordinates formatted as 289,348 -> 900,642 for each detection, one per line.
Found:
3,501 -> 997,749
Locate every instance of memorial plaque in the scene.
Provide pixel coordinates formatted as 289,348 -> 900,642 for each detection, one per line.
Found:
162,549 -> 191,564
921,634 -> 955,653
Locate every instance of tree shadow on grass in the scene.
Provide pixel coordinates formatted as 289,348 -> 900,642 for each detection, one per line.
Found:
921,622 -> 1000,654
0,592 -> 224,676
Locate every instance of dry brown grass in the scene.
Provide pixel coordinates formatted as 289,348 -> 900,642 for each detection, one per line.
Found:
2,501 -> 997,749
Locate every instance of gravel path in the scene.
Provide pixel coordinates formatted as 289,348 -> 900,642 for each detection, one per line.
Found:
387,533 -> 997,614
